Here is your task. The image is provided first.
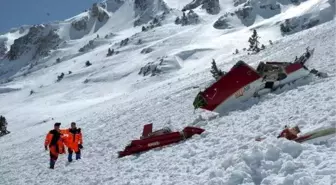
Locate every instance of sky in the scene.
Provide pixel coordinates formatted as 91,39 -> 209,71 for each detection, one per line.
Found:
0,0 -> 100,34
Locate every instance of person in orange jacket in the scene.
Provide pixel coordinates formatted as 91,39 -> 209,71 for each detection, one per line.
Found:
44,122 -> 66,169
63,122 -> 83,162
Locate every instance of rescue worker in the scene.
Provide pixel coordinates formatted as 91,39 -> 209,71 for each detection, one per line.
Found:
44,122 -> 66,169
63,122 -> 83,162
277,125 -> 301,140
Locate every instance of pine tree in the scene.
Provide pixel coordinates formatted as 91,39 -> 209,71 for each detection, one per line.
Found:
107,48 -> 114,56
248,29 -> 260,53
181,12 -> 188,26
153,17 -> 159,25
85,61 -> 92,66
210,59 -> 225,80
57,73 -> 65,82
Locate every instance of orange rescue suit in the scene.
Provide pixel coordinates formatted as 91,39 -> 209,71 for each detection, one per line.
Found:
61,128 -> 83,152
44,130 -> 66,156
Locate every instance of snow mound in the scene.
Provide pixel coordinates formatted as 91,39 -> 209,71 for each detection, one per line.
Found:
78,38 -> 109,53
0,87 -> 21,94
138,55 -> 182,76
219,139 -> 335,185
175,48 -> 214,60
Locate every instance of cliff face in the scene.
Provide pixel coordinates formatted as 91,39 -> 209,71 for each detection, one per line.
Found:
182,0 -> 220,15
102,0 -> 125,13
7,24 -> 62,60
133,0 -> 170,26
71,3 -> 110,32
0,37 -> 7,59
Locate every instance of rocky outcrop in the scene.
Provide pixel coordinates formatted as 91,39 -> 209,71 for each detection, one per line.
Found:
71,16 -> 89,31
7,24 -> 62,60
175,10 -> 200,26
233,0 -> 248,7
214,0 -> 282,29
79,40 -> 96,52
141,12 -> 168,31
0,37 -> 7,59
138,56 -> 182,76
71,3 -> 109,32
102,0 -> 125,13
279,0 -> 334,35
9,26 -> 29,34
235,6 -> 254,19
140,47 -> 154,54
213,15 -> 233,29
134,0 -> 170,26
182,0 -> 220,15
280,17 -> 320,35
91,3 -> 109,22
202,0 -> 221,14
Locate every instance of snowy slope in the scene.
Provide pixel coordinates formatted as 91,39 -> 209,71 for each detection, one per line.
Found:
0,0 -> 335,184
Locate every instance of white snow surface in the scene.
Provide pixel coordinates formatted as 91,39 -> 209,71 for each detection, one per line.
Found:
0,0 -> 335,184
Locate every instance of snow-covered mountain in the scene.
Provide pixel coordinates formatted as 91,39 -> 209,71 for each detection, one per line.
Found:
0,0 -> 335,184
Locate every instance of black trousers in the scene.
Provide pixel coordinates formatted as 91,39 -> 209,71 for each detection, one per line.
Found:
68,148 -> 81,154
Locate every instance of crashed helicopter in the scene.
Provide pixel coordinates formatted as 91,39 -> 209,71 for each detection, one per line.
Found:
193,48 -> 327,114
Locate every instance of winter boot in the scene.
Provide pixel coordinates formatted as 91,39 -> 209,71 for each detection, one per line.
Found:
68,153 -> 73,162
49,159 -> 55,169
76,153 -> 81,160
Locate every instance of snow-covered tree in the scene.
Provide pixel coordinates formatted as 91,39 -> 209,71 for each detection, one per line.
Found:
248,29 -> 260,53
57,72 -> 65,82
85,61 -> 92,67
210,59 -> 225,80
107,48 -> 114,56
181,12 -> 189,25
